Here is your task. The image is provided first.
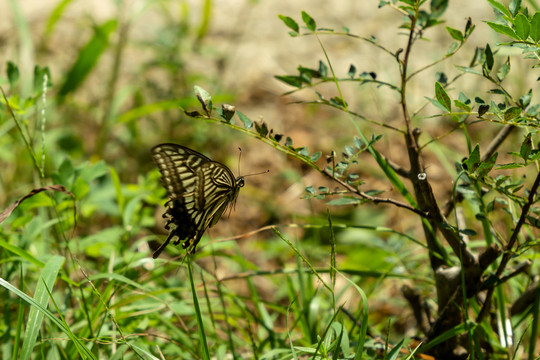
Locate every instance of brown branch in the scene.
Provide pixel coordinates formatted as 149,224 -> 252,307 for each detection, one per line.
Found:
322,169 -> 427,217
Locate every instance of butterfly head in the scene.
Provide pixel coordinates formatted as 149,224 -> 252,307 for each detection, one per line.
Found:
236,176 -> 245,188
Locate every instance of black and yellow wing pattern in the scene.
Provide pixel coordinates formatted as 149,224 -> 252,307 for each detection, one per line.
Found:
151,143 -> 244,258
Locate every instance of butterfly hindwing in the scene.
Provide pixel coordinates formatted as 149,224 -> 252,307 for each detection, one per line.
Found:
151,143 -> 243,258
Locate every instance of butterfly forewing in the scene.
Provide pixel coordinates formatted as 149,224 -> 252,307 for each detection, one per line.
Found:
151,143 -> 243,258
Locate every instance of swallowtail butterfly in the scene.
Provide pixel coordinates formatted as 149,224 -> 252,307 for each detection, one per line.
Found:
151,143 -> 244,258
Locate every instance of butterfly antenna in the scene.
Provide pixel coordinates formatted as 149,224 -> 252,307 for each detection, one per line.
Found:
243,169 -> 270,178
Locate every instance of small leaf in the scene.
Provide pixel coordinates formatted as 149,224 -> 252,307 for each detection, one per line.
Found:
446,26 -> 463,42
509,0 -> 521,17
298,147 -> 310,157
305,186 -> 316,194
318,186 -> 329,193
530,12 -> 540,42
478,152 -> 498,177
344,145 -> 354,157
435,82 -> 451,112
465,145 -> 481,172
301,11 -> 316,31
194,86 -> 212,114
431,0 -> 449,18
347,64 -> 356,78
275,75 -> 304,88
460,228 -> 477,236
519,90 -> 532,108
504,106 -> 521,121
327,197 -> 361,206
254,121 -> 269,136
497,57 -> 511,82
285,137 -> 293,147
514,14 -> 530,40
318,61 -> 328,78
486,22 -> 518,40
483,44 -> 494,74
454,100 -> 471,112
310,151 -> 322,161
236,110 -> 253,129
478,104 -> 490,116
520,133 -> 532,161
487,0 -> 511,18
221,104 -> 236,122
7,61 -> 19,87
278,15 -> 299,33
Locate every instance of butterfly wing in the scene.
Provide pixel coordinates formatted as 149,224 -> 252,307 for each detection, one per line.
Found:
151,143 -> 242,257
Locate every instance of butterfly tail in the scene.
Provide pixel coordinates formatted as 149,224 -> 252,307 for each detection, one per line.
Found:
152,231 -> 175,259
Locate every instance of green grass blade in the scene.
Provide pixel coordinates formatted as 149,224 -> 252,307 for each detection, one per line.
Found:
20,255 -> 65,360
58,19 -> 117,98
0,276 -> 96,359
187,259 -> 210,360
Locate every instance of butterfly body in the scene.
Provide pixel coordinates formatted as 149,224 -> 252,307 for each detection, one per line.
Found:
151,143 -> 244,258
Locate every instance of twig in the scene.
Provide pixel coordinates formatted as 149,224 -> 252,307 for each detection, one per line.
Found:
322,169 -> 427,217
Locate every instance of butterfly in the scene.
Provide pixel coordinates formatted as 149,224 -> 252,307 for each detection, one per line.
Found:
151,143 -> 244,258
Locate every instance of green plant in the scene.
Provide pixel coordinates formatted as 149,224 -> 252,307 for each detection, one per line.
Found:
179,0 -> 540,358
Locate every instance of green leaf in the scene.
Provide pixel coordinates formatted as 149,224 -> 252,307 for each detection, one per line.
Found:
58,20 -> 117,98
497,163 -> 525,169
236,110 -> 253,129
446,26 -> 463,42
348,64 -> 357,78
254,121 -> 269,136
431,0 -> 448,18
509,0 -> 521,17
466,145 -> 481,172
326,197 -> 361,206
504,106 -> 521,121
478,152 -> 498,177
486,22 -> 518,39
425,96 -> 451,112
497,57 -> 511,82
7,61 -> 19,87
194,85 -> 212,114
530,12 -> 540,42
487,0 -> 511,18
519,90 -> 532,108
310,151 -> 322,161
301,11 -> 316,31
435,82 -> 451,111
478,104 -> 490,116
318,61 -> 328,78
278,15 -> 299,33
275,75 -> 304,87
520,133 -> 532,160
71,177 -> 90,200
514,14 -> 530,40
454,100 -> 471,112
484,44 -> 494,74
